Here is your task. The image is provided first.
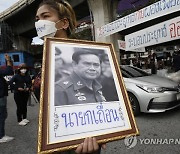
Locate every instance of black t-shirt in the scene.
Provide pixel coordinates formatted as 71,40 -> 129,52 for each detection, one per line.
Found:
9,74 -> 32,93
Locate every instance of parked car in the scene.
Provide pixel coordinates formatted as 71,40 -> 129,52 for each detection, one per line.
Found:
120,65 -> 180,116
165,70 -> 180,83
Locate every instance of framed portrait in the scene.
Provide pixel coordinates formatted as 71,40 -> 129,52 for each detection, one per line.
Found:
38,38 -> 139,153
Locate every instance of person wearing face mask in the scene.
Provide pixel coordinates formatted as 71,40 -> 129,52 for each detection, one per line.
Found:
35,0 -> 106,154
9,63 -> 32,126
0,54 -> 14,143
35,0 -> 76,39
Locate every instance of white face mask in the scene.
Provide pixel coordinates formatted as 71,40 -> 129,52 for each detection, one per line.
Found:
20,69 -> 27,74
35,20 -> 62,39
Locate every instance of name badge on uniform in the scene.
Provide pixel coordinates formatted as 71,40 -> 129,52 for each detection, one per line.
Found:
78,96 -> 86,101
75,90 -> 86,101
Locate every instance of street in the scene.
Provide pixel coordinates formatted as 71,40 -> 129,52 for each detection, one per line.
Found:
0,92 -> 39,154
0,92 -> 180,154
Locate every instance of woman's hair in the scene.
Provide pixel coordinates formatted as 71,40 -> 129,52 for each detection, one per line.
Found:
38,0 -> 77,36
18,63 -> 27,69
17,63 -> 28,74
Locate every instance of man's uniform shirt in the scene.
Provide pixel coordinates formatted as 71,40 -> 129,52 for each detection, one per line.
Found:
55,72 -> 106,106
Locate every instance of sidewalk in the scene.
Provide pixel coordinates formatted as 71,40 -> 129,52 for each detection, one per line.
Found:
0,92 -> 39,154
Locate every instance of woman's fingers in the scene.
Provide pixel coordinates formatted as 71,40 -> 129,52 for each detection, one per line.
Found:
75,143 -> 83,154
82,137 -> 88,153
92,137 -> 99,152
75,137 -> 101,154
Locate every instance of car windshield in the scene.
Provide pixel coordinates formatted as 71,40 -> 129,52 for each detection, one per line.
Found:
120,66 -> 150,78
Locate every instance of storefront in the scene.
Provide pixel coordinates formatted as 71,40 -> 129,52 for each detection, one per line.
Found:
95,0 -> 180,71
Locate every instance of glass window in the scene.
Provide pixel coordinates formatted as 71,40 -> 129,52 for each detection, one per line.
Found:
13,54 -> 20,62
121,66 -> 149,78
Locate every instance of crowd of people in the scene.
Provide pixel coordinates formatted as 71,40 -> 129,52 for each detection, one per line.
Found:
121,49 -> 180,75
0,56 -> 40,143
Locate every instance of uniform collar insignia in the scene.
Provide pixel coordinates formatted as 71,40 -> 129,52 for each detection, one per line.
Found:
63,81 -> 69,85
77,81 -> 83,86
70,73 -> 85,90
70,72 -> 102,91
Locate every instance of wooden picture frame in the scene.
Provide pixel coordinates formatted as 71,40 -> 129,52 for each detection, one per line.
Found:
38,38 -> 139,153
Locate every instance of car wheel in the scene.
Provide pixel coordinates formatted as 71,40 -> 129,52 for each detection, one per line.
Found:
128,93 -> 140,116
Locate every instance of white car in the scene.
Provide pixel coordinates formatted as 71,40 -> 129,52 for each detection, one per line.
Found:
120,65 -> 180,115
165,70 -> 180,83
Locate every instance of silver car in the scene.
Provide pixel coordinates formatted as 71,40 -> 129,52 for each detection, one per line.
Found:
120,65 -> 180,115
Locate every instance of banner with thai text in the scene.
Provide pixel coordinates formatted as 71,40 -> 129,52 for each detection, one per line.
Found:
125,16 -> 180,50
49,101 -> 131,143
117,40 -> 145,52
97,0 -> 180,37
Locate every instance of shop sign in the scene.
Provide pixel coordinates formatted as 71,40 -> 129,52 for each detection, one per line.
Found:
118,40 -> 145,52
97,0 -> 180,37
118,40 -> 126,50
125,16 -> 180,50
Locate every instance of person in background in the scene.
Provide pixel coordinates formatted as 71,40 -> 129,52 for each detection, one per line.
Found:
35,0 -> 106,153
148,51 -> 157,74
99,54 -> 119,102
9,63 -> 32,126
0,54 -> 14,143
172,49 -> 180,72
32,65 -> 41,102
55,46 -> 71,83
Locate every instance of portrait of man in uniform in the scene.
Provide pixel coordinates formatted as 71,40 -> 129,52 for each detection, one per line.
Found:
39,39 -> 139,151
55,48 -> 107,106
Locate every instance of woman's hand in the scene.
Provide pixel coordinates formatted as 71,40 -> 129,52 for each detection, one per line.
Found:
75,137 -> 106,154
4,54 -> 11,61
4,54 -> 13,66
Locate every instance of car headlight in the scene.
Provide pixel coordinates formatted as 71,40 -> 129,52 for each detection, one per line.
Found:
136,85 -> 165,93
